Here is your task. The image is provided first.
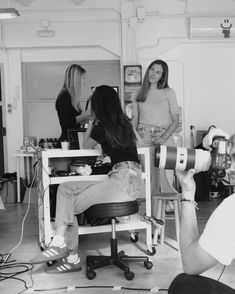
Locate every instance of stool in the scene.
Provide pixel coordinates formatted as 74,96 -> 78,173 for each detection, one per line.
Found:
152,193 -> 181,250
85,200 -> 153,280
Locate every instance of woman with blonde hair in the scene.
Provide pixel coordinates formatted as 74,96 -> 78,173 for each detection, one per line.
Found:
56,64 -> 91,143
52,65 -> 91,218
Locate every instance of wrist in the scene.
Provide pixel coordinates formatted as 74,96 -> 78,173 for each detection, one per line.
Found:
162,132 -> 169,140
180,198 -> 199,209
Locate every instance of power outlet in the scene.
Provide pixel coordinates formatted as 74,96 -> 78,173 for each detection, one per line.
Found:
7,104 -> 12,113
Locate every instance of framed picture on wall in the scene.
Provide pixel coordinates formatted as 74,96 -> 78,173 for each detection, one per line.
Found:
124,65 -> 142,85
91,86 -> 119,95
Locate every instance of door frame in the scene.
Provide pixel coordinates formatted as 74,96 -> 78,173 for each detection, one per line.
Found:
0,64 -> 7,175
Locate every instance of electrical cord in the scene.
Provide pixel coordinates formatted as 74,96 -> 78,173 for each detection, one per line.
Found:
0,161 -> 39,292
16,284 -> 168,293
0,262 -> 34,289
0,253 -> 34,293
1,168 -> 37,266
0,253 -> 15,264
36,152 -> 51,223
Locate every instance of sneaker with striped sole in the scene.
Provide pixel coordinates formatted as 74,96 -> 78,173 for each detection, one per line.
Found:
46,257 -> 82,273
30,245 -> 69,264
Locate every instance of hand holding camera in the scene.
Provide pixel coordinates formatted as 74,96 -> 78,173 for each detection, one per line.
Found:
155,127 -> 231,181
202,127 -> 230,150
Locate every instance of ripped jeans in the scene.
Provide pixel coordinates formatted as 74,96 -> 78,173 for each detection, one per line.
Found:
137,124 -> 176,194
55,161 -> 143,253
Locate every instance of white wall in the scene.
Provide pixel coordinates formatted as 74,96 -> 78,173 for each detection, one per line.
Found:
23,60 -> 121,139
161,43 -> 235,145
1,0 -> 235,171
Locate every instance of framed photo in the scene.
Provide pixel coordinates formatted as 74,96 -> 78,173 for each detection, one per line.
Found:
124,65 -> 142,85
91,86 -> 119,95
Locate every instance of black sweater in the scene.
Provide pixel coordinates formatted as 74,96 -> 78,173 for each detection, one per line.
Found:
55,89 -> 81,142
91,123 -> 139,165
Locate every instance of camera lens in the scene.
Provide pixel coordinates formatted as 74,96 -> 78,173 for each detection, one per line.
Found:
155,145 -> 211,172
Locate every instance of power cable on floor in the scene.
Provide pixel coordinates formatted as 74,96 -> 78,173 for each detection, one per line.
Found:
19,284 -> 168,293
0,159 -> 39,292
0,259 -> 34,292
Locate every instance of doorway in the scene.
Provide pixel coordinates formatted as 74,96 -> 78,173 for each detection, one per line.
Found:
0,69 -> 5,176
22,60 -> 121,140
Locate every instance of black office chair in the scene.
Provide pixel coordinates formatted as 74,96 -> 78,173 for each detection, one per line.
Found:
85,200 -> 153,280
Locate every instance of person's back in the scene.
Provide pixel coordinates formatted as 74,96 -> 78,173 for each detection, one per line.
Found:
90,122 -> 139,165
56,88 -> 81,142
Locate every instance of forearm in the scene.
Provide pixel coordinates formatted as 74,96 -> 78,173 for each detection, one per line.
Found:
155,118 -> 179,144
180,197 -> 199,271
162,118 -> 179,140
177,169 -> 219,274
131,102 -> 139,130
83,121 -> 93,145
131,115 -> 138,130
76,110 -> 91,124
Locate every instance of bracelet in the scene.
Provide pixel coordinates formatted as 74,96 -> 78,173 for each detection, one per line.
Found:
180,198 -> 199,210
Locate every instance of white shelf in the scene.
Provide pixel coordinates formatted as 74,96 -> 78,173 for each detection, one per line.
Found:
39,147 -> 153,252
49,175 -> 108,185
41,148 -> 102,158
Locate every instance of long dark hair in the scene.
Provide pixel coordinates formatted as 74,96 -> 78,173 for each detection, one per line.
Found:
91,85 -> 136,148
136,59 -> 169,102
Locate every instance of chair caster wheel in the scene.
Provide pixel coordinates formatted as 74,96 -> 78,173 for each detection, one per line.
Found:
124,271 -> 134,280
144,260 -> 153,269
47,260 -> 56,267
147,247 -> 156,256
130,233 -> 139,243
86,269 -> 96,280
118,250 -> 125,257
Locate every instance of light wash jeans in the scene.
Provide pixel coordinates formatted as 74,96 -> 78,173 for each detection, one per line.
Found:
138,124 -> 176,194
55,161 -> 143,253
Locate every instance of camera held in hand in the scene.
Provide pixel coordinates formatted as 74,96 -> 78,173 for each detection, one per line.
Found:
155,136 -> 231,180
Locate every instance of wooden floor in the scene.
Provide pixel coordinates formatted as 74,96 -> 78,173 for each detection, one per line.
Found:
0,197 -> 234,294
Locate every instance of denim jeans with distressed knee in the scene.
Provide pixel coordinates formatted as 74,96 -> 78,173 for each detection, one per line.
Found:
55,161 -> 143,253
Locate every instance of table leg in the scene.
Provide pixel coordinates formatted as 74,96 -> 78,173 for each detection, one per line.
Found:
25,157 -> 33,186
78,132 -> 84,149
16,157 -> 21,203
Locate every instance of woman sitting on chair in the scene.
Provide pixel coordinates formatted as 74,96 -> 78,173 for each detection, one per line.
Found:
31,85 -> 143,273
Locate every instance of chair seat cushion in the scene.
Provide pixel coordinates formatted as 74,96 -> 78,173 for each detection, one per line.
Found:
85,201 -> 138,218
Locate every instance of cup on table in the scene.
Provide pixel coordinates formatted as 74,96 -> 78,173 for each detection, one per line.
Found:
61,141 -> 70,150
